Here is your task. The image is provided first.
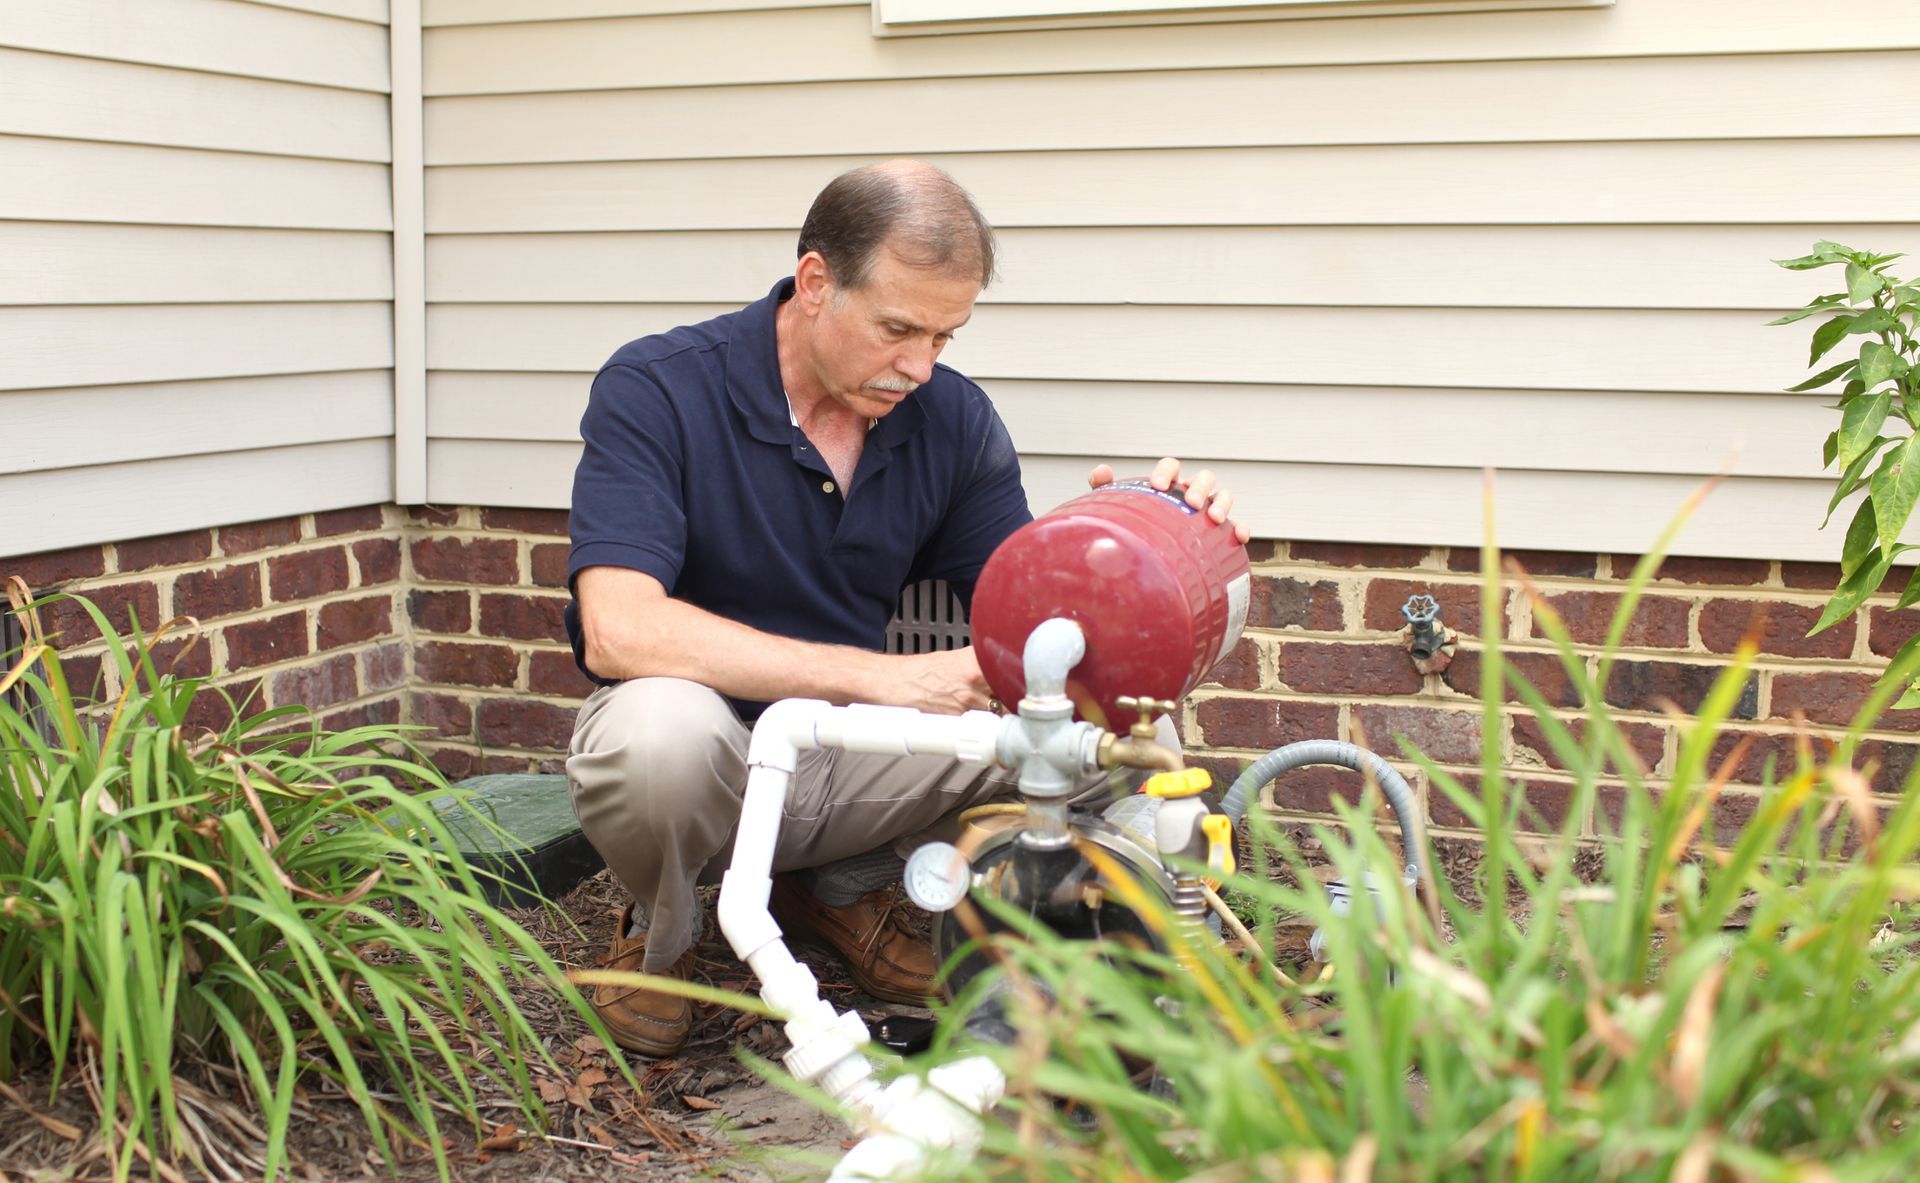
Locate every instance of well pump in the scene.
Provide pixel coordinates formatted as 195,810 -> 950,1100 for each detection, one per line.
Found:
710,482 -> 1431,1181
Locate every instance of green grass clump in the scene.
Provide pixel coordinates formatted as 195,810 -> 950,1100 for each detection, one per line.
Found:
915,525 -> 1920,1182
0,589 -> 612,1182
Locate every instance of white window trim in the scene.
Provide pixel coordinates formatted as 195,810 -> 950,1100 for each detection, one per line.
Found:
873,0 -> 1611,37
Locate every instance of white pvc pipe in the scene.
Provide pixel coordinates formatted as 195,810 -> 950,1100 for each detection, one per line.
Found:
827,1056 -> 1008,1183
715,698 -> 1012,1173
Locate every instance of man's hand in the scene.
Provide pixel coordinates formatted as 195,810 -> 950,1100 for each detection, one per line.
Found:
1087,456 -> 1252,544
873,647 -> 995,715
577,566 -> 998,713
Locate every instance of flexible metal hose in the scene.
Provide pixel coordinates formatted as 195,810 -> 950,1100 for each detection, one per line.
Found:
1219,740 -> 1427,885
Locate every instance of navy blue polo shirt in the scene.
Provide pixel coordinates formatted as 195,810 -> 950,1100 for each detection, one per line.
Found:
566,277 -> 1032,719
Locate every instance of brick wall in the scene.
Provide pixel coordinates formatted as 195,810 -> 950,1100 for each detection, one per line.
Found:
5,507 -> 406,737
9,516 -> 1915,843
1184,542 -> 1918,845
400,506 -> 587,780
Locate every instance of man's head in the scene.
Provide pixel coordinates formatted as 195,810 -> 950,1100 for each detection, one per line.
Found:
797,160 -> 996,292
779,161 -> 995,421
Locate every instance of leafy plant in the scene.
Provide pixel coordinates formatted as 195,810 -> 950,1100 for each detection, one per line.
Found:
891,517 -> 1920,1181
1774,242 -> 1920,687
0,586 -> 616,1182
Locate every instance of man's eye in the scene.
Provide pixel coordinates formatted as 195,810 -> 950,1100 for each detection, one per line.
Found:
884,323 -> 909,336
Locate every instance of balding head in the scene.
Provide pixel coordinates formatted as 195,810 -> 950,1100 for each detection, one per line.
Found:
796,160 -> 996,291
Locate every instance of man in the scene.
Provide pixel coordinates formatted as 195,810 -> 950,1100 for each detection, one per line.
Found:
564,160 -> 1243,1056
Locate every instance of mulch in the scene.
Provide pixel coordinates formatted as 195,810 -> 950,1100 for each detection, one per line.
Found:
0,870 -> 914,1183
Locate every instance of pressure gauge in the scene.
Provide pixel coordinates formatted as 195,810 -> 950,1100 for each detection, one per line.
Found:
903,841 -> 972,913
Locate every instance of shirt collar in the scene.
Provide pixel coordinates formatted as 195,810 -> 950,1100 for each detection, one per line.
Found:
724,276 -> 928,452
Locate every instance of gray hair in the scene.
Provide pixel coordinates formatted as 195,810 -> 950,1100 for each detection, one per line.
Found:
796,160 -> 996,290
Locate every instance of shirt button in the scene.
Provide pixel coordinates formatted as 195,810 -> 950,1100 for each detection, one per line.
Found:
822,480 -> 836,494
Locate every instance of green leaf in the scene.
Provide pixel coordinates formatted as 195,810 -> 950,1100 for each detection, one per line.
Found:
1896,679 -> 1920,711
1841,495 -> 1879,571
1848,308 -> 1896,335
1839,392 -> 1894,470
1870,433 -> 1920,554
1812,546 -> 1893,634
1825,438 -> 1890,527
1847,262 -> 1886,303
1823,429 -> 1839,467
1896,564 -> 1920,611
1788,358 -> 1858,392
1766,296 -> 1847,326
1774,245 -> 1846,270
1860,342 -> 1898,390
1810,314 -> 1856,366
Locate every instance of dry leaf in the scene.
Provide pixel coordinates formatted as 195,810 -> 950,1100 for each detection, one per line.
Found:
1337,1135 -> 1377,1183
1670,1133 -> 1715,1183
1287,1150 -> 1337,1183
479,1123 -> 521,1152
1828,765 -> 1882,854
577,1067 -> 609,1089
586,1122 -> 615,1147
682,1095 -> 721,1112
573,1035 -> 606,1055
0,1079 -> 82,1141
537,1079 -> 567,1105
1671,963 -> 1727,1108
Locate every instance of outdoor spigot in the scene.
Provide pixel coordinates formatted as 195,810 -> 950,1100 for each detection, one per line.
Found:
1099,696 -> 1184,773
1400,594 -> 1456,674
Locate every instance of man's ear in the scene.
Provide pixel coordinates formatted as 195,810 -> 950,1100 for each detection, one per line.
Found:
793,251 -> 834,312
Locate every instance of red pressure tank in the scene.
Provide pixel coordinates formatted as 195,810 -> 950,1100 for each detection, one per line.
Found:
969,479 -> 1251,731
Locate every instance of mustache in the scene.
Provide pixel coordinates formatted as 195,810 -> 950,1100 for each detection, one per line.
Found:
866,379 -> 919,394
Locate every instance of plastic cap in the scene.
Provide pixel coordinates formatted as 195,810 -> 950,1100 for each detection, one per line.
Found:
1142,768 -> 1213,799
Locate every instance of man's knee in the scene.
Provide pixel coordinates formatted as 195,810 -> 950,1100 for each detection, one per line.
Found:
567,678 -> 746,830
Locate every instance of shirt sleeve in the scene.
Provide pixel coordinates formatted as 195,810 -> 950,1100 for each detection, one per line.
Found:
910,389 -> 1034,611
567,362 -> 689,593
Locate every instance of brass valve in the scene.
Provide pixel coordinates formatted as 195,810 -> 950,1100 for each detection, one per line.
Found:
1115,695 -> 1177,740
1099,694 -> 1185,773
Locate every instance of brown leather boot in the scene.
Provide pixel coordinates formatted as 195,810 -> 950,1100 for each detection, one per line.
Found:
769,875 -> 938,1005
590,903 -> 694,1057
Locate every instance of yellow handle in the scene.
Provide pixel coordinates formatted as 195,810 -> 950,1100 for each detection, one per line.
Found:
1201,813 -> 1235,877
1142,767 -> 1212,799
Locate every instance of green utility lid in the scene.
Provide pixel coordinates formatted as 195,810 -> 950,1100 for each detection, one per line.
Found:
431,774 -> 603,908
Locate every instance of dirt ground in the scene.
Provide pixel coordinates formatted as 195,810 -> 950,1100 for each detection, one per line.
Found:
0,870 -> 912,1183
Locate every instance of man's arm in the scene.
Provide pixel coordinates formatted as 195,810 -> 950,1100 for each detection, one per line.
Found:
576,565 -> 992,714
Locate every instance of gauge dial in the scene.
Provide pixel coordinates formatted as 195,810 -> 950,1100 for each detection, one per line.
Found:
903,841 -> 971,912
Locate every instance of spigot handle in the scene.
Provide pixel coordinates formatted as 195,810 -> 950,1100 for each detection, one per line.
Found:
1115,695 -> 1178,736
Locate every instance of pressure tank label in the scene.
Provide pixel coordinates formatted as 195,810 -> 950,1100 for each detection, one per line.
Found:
1219,571 -> 1251,665
1108,478 -> 1196,513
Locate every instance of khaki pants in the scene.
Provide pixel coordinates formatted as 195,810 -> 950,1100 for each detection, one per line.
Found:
565,677 -> 1175,972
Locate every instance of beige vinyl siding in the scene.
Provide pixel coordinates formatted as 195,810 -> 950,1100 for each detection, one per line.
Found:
419,1 -> 1919,92
417,1 -> 1920,561
426,225 -> 1901,310
0,0 -> 394,558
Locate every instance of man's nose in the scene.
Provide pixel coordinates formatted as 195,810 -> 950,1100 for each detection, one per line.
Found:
896,342 -> 936,384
